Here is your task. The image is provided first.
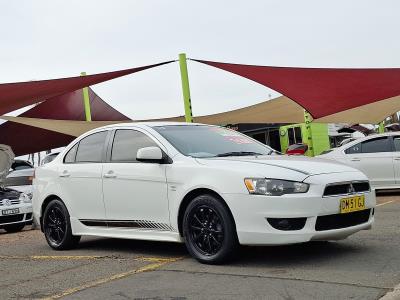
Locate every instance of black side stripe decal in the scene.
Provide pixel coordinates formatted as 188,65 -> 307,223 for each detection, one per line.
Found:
79,219 -> 175,231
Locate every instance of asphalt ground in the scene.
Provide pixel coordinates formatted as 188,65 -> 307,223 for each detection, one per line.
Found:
0,193 -> 399,300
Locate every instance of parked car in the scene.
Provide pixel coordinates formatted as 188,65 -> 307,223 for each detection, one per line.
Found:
6,161 -> 34,196
318,132 -> 400,190
33,123 -> 375,264
0,145 -> 33,233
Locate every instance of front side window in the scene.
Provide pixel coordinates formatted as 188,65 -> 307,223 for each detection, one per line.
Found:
75,131 -> 108,163
111,130 -> 158,162
154,125 -> 273,158
361,137 -> 391,153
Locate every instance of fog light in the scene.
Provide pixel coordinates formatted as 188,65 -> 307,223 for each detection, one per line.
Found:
267,217 -> 307,231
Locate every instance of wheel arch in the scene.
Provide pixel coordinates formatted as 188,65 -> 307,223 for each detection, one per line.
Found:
177,188 -> 237,237
40,194 -> 63,231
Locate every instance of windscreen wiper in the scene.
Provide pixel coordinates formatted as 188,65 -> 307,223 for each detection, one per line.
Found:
216,151 -> 264,157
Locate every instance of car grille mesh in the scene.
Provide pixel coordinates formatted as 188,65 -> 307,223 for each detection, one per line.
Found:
323,181 -> 370,196
0,199 -> 21,206
315,209 -> 371,231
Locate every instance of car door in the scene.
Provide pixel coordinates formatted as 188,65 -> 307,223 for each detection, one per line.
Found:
59,131 -> 109,220
391,135 -> 400,185
344,136 -> 395,188
102,128 -> 170,229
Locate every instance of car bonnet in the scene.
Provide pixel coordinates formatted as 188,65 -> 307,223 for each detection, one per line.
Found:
0,144 -> 15,187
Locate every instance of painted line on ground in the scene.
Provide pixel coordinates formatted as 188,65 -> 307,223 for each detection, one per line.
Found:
41,257 -> 182,300
376,200 -> 395,207
0,255 -> 104,260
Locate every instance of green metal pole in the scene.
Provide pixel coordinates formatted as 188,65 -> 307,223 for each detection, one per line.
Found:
80,72 -> 92,122
304,110 -> 314,157
179,53 -> 193,123
378,121 -> 385,133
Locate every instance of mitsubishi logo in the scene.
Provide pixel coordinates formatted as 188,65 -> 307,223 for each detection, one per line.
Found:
348,184 -> 355,194
4,199 -> 11,206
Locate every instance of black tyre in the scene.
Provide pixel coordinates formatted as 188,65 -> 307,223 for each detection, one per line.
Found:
43,199 -> 80,250
3,223 -> 25,233
183,194 -> 238,264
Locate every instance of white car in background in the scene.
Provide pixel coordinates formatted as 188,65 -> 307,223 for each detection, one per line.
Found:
33,123 -> 375,264
0,145 -> 33,233
318,132 -> 400,190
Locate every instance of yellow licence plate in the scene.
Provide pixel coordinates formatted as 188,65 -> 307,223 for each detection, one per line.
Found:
340,195 -> 365,214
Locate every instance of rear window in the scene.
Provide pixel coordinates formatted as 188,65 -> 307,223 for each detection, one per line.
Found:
75,131 -> 108,163
64,144 -> 78,163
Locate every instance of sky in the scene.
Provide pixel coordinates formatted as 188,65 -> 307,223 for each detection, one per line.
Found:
1,0 -> 400,120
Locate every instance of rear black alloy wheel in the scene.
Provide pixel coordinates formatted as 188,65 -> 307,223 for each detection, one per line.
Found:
43,199 -> 80,250
183,194 -> 238,264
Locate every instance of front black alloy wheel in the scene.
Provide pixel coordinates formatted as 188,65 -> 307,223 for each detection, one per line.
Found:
43,199 -> 80,250
183,194 -> 238,264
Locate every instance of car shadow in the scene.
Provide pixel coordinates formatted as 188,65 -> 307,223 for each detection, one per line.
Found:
76,236 -> 361,266
234,241 -> 362,267
77,236 -> 188,257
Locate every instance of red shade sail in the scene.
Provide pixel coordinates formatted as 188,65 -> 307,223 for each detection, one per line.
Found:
0,88 -> 129,156
0,61 -> 173,116
193,59 -> 400,119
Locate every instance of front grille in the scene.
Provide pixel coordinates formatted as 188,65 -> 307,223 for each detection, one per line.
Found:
0,214 -> 24,224
0,199 -> 21,206
315,209 -> 371,231
323,181 -> 370,196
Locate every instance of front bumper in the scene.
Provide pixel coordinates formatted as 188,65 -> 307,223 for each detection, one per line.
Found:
0,202 -> 33,227
223,175 -> 375,245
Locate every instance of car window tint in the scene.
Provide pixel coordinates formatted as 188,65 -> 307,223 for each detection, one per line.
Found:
393,136 -> 400,151
361,137 -> 391,153
111,130 -> 158,162
344,143 -> 361,154
64,144 -> 78,163
75,131 -> 108,163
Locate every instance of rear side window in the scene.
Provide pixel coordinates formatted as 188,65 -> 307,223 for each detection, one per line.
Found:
75,131 -> 108,163
361,137 -> 391,153
393,136 -> 400,151
64,144 -> 78,163
344,143 -> 361,154
111,130 -> 158,162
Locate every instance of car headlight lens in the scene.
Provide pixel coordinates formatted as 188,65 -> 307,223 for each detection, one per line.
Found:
244,178 -> 309,196
19,193 -> 32,203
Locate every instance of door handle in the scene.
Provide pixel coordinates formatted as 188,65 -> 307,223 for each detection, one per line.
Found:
351,158 -> 361,162
394,157 -> 400,161
59,170 -> 70,177
103,171 -> 117,178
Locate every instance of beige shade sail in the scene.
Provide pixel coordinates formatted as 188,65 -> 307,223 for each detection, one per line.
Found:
2,94 -> 400,138
152,95 -> 400,125
0,116 -> 127,137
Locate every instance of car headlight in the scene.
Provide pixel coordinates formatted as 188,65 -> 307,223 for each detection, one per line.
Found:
19,193 -> 32,203
244,178 -> 309,196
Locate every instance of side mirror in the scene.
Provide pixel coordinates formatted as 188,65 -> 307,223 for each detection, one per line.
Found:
136,147 -> 168,163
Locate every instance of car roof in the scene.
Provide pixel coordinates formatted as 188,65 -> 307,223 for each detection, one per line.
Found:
339,131 -> 400,150
92,122 -> 214,132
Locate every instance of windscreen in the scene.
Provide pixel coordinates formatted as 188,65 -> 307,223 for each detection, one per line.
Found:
154,125 -> 273,158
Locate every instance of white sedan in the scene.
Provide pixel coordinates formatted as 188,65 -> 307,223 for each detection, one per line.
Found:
33,123 -> 375,264
318,132 -> 400,190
